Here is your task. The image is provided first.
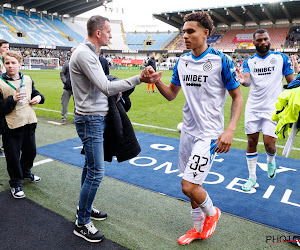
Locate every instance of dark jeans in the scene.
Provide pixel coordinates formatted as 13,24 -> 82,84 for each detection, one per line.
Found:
2,123 -> 37,188
74,115 -> 106,224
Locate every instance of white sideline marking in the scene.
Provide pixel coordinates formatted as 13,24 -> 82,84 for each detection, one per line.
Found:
132,122 -> 178,132
34,107 -> 73,115
34,107 -> 300,151
33,158 -> 53,167
47,121 -> 63,125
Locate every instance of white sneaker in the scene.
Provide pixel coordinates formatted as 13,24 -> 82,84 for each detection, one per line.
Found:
11,187 -> 25,199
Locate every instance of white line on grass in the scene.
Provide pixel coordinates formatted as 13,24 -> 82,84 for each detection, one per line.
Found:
47,121 -> 63,125
132,122 -> 178,132
33,158 -> 53,167
34,107 -> 300,151
34,107 -> 73,115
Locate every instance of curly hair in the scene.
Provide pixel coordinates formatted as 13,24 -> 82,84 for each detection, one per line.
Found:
253,29 -> 269,39
183,11 -> 214,35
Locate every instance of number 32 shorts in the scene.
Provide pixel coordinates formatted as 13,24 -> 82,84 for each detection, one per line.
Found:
178,131 -> 217,185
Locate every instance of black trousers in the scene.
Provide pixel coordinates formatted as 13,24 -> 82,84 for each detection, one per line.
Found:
2,123 -> 37,188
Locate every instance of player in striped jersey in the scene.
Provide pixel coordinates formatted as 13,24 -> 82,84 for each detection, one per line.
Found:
237,29 -> 294,192
148,11 -> 243,244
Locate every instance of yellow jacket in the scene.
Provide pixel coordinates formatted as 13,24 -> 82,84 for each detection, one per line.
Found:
272,86 -> 300,139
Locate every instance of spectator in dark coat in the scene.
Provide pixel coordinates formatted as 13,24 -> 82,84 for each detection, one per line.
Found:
60,47 -> 75,125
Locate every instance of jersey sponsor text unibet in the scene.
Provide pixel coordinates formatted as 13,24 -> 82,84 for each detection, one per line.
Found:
243,51 -> 294,113
171,46 -> 239,139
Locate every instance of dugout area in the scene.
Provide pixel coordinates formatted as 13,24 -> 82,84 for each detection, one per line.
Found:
0,116 -> 298,249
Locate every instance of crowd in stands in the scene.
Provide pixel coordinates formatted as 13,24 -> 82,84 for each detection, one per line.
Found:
10,47 -> 71,66
6,46 -> 299,70
285,27 -> 300,48
170,27 -> 300,51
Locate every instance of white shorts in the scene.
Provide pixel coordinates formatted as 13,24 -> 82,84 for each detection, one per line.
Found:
178,131 -> 217,185
244,110 -> 278,138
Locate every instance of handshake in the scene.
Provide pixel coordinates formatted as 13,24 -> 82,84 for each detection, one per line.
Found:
139,66 -> 163,84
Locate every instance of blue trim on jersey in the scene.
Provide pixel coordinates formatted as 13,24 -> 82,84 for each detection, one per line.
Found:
280,53 -> 294,76
210,139 -> 217,164
242,58 -> 251,73
243,51 -> 294,76
171,57 -> 181,85
191,46 -> 212,61
171,46 -> 240,90
210,139 -> 217,155
209,47 -> 240,90
254,51 -> 272,59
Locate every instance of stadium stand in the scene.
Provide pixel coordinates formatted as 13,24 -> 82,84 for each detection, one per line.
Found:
0,10 -> 83,47
63,17 -> 87,38
107,20 -> 129,50
64,18 -> 129,50
126,32 -> 175,50
285,26 -> 300,48
165,26 -> 291,51
212,27 -> 289,50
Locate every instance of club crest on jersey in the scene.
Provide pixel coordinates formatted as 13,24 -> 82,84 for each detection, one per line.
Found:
185,62 -> 189,67
270,58 -> 277,64
203,60 -> 212,71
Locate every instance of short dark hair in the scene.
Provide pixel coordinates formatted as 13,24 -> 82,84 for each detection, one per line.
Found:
0,39 -> 9,47
183,11 -> 214,35
253,29 -> 269,39
87,15 -> 109,37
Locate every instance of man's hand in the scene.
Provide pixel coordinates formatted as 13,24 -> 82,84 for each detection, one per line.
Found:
139,66 -> 162,83
236,67 -> 245,85
291,55 -> 300,74
214,128 -> 234,153
29,95 -> 42,105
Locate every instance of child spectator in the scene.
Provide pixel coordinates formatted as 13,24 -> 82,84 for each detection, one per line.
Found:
0,51 -> 45,199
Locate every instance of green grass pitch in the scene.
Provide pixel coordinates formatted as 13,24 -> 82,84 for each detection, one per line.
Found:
24,69 -> 300,160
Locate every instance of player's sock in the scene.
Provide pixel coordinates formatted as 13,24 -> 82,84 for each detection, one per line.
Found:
199,193 -> 216,217
147,84 -> 150,91
266,150 -> 276,163
246,152 -> 258,180
191,207 -> 205,232
152,83 -> 155,91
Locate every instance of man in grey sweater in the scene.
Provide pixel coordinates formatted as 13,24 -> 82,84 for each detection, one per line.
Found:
70,15 -> 162,243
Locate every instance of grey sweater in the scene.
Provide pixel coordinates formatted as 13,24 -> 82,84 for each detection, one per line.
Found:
69,39 -> 141,116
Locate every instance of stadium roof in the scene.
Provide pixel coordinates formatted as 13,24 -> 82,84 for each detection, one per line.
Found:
153,0 -> 300,30
0,0 -> 112,17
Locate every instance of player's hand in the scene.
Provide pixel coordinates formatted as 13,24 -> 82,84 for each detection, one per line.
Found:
140,66 -> 155,78
29,95 -> 42,105
139,66 -> 162,83
291,55 -> 297,64
214,129 -> 234,153
13,87 -> 26,101
236,67 -> 245,84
